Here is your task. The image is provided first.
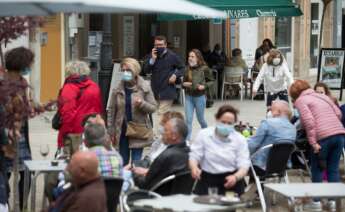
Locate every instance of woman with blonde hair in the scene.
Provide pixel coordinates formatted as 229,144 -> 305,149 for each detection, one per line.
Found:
253,49 -> 293,108
107,57 -> 157,165
57,60 -> 103,157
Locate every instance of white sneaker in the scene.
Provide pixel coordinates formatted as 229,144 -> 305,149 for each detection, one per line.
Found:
327,201 -> 336,211
303,201 -> 322,211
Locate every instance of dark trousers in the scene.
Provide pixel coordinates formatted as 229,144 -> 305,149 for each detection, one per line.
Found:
266,90 -> 288,107
310,134 -> 345,183
194,171 -> 245,196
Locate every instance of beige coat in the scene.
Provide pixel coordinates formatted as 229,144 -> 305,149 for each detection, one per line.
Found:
107,76 -> 157,148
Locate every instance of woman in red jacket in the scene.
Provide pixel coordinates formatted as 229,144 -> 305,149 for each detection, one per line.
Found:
57,61 -> 103,157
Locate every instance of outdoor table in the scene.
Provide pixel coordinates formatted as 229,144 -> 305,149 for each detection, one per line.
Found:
264,183 -> 345,212
23,160 -> 67,212
133,194 -> 249,211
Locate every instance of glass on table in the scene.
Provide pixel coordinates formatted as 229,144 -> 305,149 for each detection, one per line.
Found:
208,187 -> 219,203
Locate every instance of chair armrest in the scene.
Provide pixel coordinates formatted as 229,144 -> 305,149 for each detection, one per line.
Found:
250,144 -> 273,159
149,175 -> 176,191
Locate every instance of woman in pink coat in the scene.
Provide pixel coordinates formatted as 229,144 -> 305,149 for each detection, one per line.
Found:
290,80 -> 345,209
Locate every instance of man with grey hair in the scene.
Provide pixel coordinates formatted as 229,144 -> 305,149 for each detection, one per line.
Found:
84,123 -> 123,177
248,100 -> 296,175
132,118 -> 190,189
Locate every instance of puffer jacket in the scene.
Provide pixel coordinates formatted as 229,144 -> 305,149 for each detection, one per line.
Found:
294,89 -> 345,145
107,76 -> 157,148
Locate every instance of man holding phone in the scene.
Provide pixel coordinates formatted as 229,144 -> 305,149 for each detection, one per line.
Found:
144,35 -> 185,117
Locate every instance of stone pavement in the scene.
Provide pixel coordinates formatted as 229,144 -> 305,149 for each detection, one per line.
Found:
13,99 -> 344,211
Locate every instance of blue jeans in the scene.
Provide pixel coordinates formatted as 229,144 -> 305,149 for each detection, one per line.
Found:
119,135 -> 143,166
185,95 -> 208,140
310,134 -> 345,183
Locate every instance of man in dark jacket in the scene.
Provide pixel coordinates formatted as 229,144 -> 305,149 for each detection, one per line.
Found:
144,35 -> 185,116
132,118 -> 189,190
49,151 -> 107,212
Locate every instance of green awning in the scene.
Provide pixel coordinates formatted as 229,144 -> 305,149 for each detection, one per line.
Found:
158,0 -> 303,21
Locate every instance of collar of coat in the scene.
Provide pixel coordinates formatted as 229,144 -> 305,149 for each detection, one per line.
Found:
114,76 -> 150,95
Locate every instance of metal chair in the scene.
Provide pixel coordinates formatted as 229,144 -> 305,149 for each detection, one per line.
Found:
221,66 -> 244,101
149,171 -> 196,196
250,142 -> 296,212
103,177 -> 124,212
122,189 -> 161,212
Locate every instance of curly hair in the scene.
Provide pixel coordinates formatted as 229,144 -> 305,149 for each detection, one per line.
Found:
65,60 -> 91,77
5,47 -> 34,72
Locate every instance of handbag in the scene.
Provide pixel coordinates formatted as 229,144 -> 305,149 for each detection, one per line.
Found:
126,121 -> 153,140
52,111 -> 61,130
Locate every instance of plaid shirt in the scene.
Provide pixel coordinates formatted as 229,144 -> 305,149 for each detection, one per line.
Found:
89,146 -> 123,177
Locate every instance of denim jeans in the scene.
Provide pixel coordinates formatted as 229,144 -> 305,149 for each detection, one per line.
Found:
119,135 -> 143,166
310,134 -> 345,183
185,94 -> 208,140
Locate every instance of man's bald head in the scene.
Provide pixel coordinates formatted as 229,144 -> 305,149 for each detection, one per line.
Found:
68,151 -> 100,186
271,100 -> 292,119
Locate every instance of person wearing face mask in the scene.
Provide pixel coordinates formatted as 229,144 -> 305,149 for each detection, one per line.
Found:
0,47 -> 36,210
143,35 -> 185,120
183,49 -> 213,140
253,49 -> 293,109
189,105 -> 250,196
107,58 -> 157,165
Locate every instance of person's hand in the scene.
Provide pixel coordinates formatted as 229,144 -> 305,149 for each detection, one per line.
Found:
134,96 -> 142,107
191,166 -> 202,180
169,74 -> 177,84
132,167 -> 149,176
224,175 -> 237,189
151,48 -> 157,60
312,143 -> 321,153
197,84 -> 205,91
124,164 -> 132,170
183,82 -> 192,88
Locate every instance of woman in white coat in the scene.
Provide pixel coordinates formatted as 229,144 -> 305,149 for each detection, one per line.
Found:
253,49 -> 293,109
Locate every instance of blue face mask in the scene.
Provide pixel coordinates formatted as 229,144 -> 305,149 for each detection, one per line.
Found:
122,71 -> 133,82
216,123 -> 235,138
21,67 -> 31,76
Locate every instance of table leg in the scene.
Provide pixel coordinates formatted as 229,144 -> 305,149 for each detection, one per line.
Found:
30,172 -> 40,212
336,199 -> 342,212
23,168 -> 30,210
264,189 -> 271,212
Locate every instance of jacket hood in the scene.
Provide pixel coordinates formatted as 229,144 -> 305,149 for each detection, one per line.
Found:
65,75 -> 93,89
300,88 -> 315,97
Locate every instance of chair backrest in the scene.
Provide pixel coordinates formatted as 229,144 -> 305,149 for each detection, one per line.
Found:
103,177 -> 124,212
150,171 -> 195,196
265,142 -> 295,177
124,189 -> 161,212
223,66 -> 243,84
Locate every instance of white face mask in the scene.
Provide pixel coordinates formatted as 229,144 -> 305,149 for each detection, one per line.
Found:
272,58 -> 281,66
188,59 -> 197,67
266,111 -> 273,119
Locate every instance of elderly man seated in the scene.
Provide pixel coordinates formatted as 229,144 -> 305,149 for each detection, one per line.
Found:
49,151 -> 107,212
248,100 -> 296,176
83,123 -> 123,177
131,118 -> 190,190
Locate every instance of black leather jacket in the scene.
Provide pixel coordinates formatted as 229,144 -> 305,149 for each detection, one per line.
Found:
135,141 -> 190,189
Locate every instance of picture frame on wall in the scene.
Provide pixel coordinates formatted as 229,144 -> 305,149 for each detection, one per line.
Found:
317,48 -> 345,100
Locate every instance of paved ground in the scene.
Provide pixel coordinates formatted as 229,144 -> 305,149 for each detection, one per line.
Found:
11,98 -> 345,211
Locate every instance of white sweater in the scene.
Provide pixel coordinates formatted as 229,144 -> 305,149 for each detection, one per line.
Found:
253,63 -> 293,94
